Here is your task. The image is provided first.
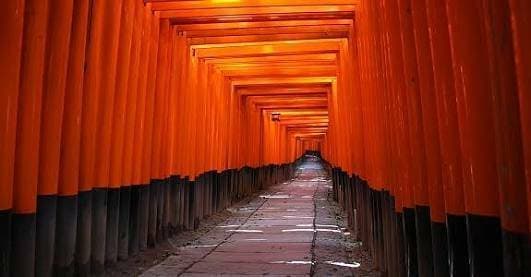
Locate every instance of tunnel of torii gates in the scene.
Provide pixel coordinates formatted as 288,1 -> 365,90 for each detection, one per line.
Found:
0,0 -> 530,276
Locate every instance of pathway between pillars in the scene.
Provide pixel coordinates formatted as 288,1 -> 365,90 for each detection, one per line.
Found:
141,157 -> 377,276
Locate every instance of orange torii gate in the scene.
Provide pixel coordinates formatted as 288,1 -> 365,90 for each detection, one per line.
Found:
0,0 -> 529,276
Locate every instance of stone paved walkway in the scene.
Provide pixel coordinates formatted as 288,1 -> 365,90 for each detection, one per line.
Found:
141,157 -> 377,276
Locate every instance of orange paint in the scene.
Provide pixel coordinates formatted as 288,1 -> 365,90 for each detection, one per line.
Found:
38,0 -> 74,196
508,0 -> 531,233
425,0 -> 466,217
13,0 -> 50,213
94,0 -> 123,188
132,5 -> 154,185
482,0 -> 528,233
79,0 -> 105,192
410,0 -> 444,222
58,0 -> 91,196
151,19 -> 171,180
0,0 -> 24,210
109,0 -> 136,188
398,0 -> 428,207
122,0 -> 143,186
141,14 -> 160,184
446,0 -> 500,217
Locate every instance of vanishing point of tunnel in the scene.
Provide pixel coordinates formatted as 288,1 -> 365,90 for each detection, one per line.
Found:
0,0 -> 530,276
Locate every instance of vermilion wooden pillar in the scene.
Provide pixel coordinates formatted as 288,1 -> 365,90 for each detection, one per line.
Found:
379,1 -> 406,274
508,3 -> 531,271
397,0 -> 427,275
148,18 -> 170,244
410,0 -> 447,275
11,0 -> 49,276
509,0 -> 531,229
151,19 -> 170,183
446,0 -> 503,275
424,1 -> 470,275
482,0 -> 529,275
356,0 -> 390,270
106,0 -> 135,265
140,11 -> 160,249
0,1 -> 25,275
129,5 -> 154,256
139,7 -> 160,252
348,33 -> 365,179
373,1 -> 392,270
77,0 -> 108,273
55,0 -> 91,274
91,0 -> 123,273
158,25 -> 173,236
382,1 -> 411,275
36,0 -> 74,275
118,0 -> 143,260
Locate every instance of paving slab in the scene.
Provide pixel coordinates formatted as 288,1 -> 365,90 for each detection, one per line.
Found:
203,251 -> 311,263
224,233 -> 314,243
215,241 -> 313,253
186,261 -> 311,275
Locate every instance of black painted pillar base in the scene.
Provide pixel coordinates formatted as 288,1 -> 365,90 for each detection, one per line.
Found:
173,178 -> 180,233
446,214 -> 469,276
11,213 -> 36,277
147,180 -> 158,247
138,185 -> 150,251
188,181 -> 199,230
196,175 -> 203,222
129,185 -> 140,256
161,180 -> 170,239
76,190 -> 92,276
156,180 -> 164,242
396,212 -> 407,277
168,176 -> 178,235
36,195 -> 57,277
203,173 -> 209,218
402,207 -> 418,277
382,191 -> 393,275
118,186 -> 131,261
192,180 -> 200,230
502,229 -> 530,276
184,178 -> 191,230
466,214 -> 503,277
0,209 -> 11,277
105,188 -> 120,265
414,205 -> 433,277
430,221 -> 449,277
91,188 -> 107,275
54,195 -> 78,276
371,189 -> 384,269
212,172 -> 216,213
225,171 -> 230,209
177,178 -> 185,231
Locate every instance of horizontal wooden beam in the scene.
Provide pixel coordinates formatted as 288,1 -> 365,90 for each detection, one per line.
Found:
150,0 -> 358,11
159,6 -> 355,19
185,25 -> 351,37
173,19 -> 353,31
189,31 -> 349,45
204,53 -> 337,65
236,84 -> 331,96
221,67 -> 337,78
232,76 -> 336,87
166,12 -> 355,24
